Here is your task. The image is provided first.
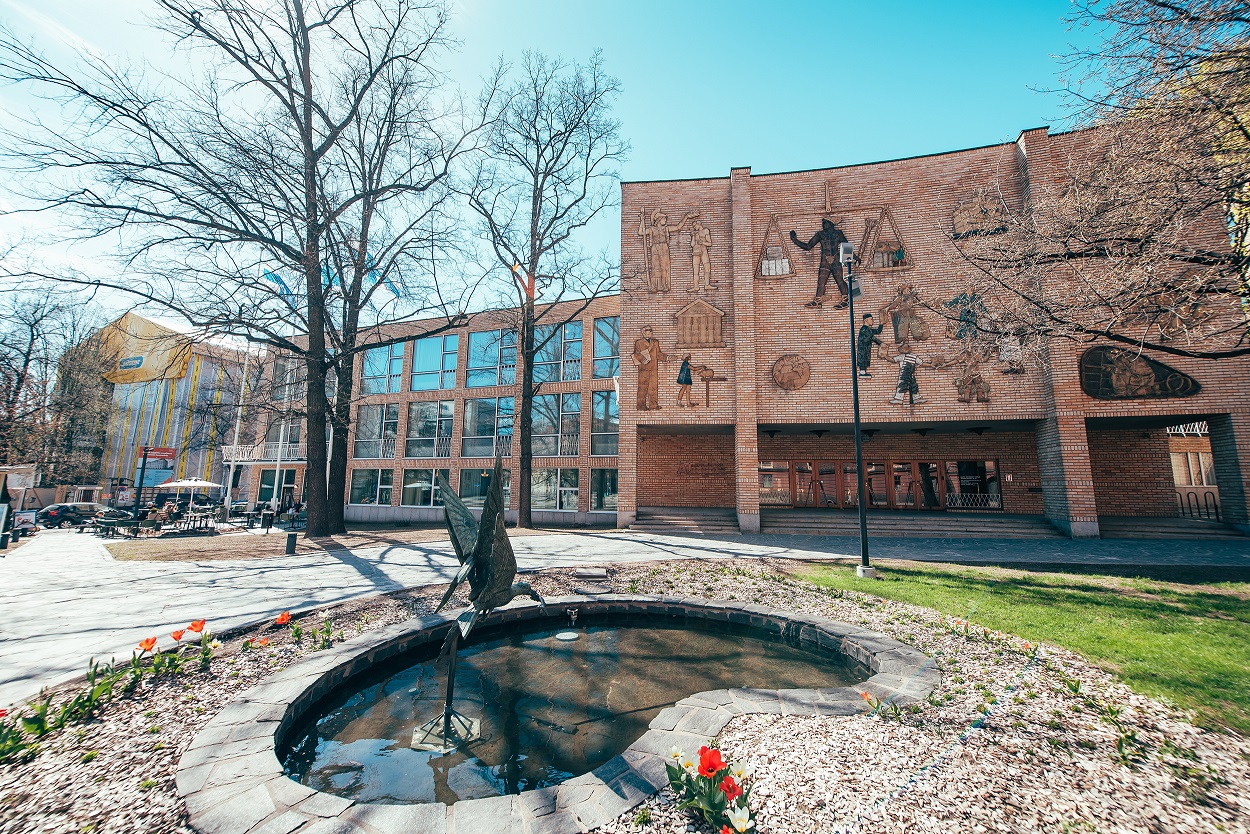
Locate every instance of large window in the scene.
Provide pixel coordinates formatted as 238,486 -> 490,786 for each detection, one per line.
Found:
354,403 -> 399,459
401,468 -> 448,507
590,468 -> 617,511
405,400 -> 453,458
534,322 -> 582,383
258,469 -> 298,504
531,393 -> 580,457
349,468 -> 393,505
466,329 -> 517,387
591,390 -> 618,455
944,460 -> 1001,510
1172,451 -> 1216,487
462,397 -> 514,458
361,343 -> 404,395
273,354 -> 305,402
593,316 -> 620,378
411,333 -> 458,391
533,468 -> 579,511
458,467 -> 511,508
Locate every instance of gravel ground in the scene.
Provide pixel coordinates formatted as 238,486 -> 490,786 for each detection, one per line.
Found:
2,559 -> 1247,834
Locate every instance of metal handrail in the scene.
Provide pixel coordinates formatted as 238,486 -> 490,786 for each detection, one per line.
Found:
1176,487 -> 1221,520
221,442 -> 307,463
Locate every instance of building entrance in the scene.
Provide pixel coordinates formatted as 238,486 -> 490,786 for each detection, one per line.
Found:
759,459 -> 1001,511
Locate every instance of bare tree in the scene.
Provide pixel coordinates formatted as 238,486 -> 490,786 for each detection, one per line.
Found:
0,295 -> 112,483
462,51 -> 626,527
949,0 -> 1250,361
0,0 -> 480,535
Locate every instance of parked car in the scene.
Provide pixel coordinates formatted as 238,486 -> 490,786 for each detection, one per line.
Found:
37,503 -> 132,529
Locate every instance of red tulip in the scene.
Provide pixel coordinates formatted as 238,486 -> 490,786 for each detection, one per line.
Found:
719,775 -> 742,802
0,709 -> 9,719
275,611 -> 291,626
722,827 -> 733,834
170,630 -> 185,641
137,637 -> 158,653
187,619 -> 206,633
697,746 -> 726,778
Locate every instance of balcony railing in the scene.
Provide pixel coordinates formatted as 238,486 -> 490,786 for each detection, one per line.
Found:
405,435 -> 453,459
945,492 -> 1004,511
1167,421 -> 1209,436
221,442 -> 307,463
352,437 -> 398,460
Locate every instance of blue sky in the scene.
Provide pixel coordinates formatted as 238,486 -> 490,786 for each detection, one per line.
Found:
0,0 -> 1096,286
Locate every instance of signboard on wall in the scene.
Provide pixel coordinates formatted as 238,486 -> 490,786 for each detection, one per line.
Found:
99,312 -> 193,384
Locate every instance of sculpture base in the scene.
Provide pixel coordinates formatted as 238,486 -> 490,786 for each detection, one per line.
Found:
856,565 -> 878,579
410,710 -> 481,752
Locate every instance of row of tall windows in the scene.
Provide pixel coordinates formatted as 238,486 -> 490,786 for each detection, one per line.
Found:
356,316 -> 620,394
351,391 -> 619,460
347,466 -> 618,510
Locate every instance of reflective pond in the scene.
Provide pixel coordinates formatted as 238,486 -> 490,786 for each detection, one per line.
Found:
282,617 -> 865,805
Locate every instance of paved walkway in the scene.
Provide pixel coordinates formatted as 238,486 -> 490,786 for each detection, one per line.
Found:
2,528 -> 1247,707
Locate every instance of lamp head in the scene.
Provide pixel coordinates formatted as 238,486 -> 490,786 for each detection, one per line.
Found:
839,242 -> 854,265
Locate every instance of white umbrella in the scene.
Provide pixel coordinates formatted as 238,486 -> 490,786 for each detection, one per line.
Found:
161,479 -> 222,489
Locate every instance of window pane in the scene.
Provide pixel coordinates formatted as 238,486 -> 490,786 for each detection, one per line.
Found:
565,321 -> 582,340
591,433 -> 618,456
459,467 -> 510,508
593,317 -> 619,358
411,372 -> 437,391
532,468 -> 557,509
466,368 -> 498,387
349,469 -> 379,504
468,330 -> 500,368
533,436 -> 558,456
363,346 -> 388,378
533,362 -> 559,384
531,395 -> 559,436
413,337 -> 441,373
593,357 -> 619,378
401,469 -> 433,506
591,468 -> 618,511
463,437 -> 495,457
357,405 -> 382,440
592,391 -> 618,434
463,398 -> 497,439
535,324 -> 561,364
377,469 -> 393,504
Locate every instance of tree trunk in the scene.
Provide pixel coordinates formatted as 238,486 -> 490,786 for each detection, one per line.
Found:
516,295 -> 536,528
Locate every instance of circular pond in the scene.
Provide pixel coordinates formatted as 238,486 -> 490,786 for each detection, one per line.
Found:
281,614 -> 867,805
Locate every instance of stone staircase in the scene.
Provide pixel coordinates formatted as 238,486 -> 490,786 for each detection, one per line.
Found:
1097,516 -> 1246,540
630,506 -> 740,536
759,509 -> 1065,539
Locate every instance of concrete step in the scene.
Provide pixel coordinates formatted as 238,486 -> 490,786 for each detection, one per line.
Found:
1097,517 -> 1245,539
759,510 -> 1064,539
631,507 -> 739,536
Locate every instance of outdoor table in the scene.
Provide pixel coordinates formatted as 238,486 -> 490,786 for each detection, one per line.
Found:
95,519 -> 117,538
244,511 -> 261,529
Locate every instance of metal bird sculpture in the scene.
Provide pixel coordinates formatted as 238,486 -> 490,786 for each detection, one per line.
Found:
434,456 -> 545,639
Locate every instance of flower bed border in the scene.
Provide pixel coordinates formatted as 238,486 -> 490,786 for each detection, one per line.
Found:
175,595 -> 939,834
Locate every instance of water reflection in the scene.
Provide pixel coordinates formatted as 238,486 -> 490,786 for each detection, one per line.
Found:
283,621 -> 862,805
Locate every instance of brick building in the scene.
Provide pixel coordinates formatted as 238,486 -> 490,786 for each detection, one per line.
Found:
617,126 -> 1249,538
221,125 -> 1248,538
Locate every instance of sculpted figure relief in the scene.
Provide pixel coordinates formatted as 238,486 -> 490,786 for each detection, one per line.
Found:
632,325 -> 669,410
790,218 -> 851,308
637,209 -> 698,293
689,220 -> 713,292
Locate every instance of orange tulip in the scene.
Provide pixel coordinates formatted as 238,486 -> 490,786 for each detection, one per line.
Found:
255,637 -> 270,647
187,619 -> 206,633
275,611 -> 292,626
138,637 -> 158,653
860,691 -> 872,701
171,630 -> 186,641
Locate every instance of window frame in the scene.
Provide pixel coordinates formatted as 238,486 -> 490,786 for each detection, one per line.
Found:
461,396 -> 515,458
354,403 -> 400,459
361,342 -> 404,395
591,390 -> 619,456
405,400 -> 454,458
400,467 -> 449,507
411,333 -> 458,391
592,316 -> 620,379
466,329 -> 517,388
348,468 -> 394,505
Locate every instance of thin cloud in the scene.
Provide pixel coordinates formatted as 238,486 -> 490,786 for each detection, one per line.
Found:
0,0 -> 103,57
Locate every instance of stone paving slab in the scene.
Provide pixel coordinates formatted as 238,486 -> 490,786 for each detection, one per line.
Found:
175,596 -> 937,834
4,527 -> 1246,707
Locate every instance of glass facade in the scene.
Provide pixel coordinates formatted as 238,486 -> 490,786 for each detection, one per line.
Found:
462,397 -> 514,458
401,468 -> 449,506
466,329 -> 517,387
592,316 -> 619,378
591,390 -> 618,455
531,393 -> 580,456
534,322 -> 582,383
354,404 -> 399,459
361,343 -> 404,395
349,468 -> 393,505
405,400 -> 453,458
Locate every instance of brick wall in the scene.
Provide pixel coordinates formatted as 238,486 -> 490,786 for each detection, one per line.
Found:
1088,429 -> 1176,517
635,432 -> 735,508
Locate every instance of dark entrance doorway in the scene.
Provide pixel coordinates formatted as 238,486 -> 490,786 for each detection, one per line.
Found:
760,459 -> 999,511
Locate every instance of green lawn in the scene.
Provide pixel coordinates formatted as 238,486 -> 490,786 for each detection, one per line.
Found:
795,561 -> 1250,734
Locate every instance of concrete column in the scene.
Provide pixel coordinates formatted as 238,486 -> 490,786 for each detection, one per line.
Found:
1208,412 -> 1250,532
729,167 -> 761,532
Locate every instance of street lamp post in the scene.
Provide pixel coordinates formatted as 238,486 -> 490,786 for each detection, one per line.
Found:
842,241 -> 875,578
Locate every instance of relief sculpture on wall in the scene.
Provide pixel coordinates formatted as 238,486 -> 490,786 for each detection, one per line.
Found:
689,220 -> 714,292
880,285 -> 929,345
676,355 -> 725,407
632,326 -> 669,410
888,346 -> 927,405
636,209 -> 698,293
674,298 -> 725,348
789,218 -> 851,309
1079,347 -> 1201,399
771,354 -> 810,391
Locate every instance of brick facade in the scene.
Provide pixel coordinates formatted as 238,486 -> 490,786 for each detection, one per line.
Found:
618,126 -> 1250,536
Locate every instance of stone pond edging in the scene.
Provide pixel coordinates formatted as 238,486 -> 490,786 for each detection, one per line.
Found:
175,595 -> 939,834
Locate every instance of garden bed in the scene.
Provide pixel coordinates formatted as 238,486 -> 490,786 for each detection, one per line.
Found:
1,560 -> 1247,834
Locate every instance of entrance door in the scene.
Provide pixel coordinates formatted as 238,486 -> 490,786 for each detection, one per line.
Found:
892,462 -> 918,509
917,462 -> 944,509
793,462 -> 817,508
